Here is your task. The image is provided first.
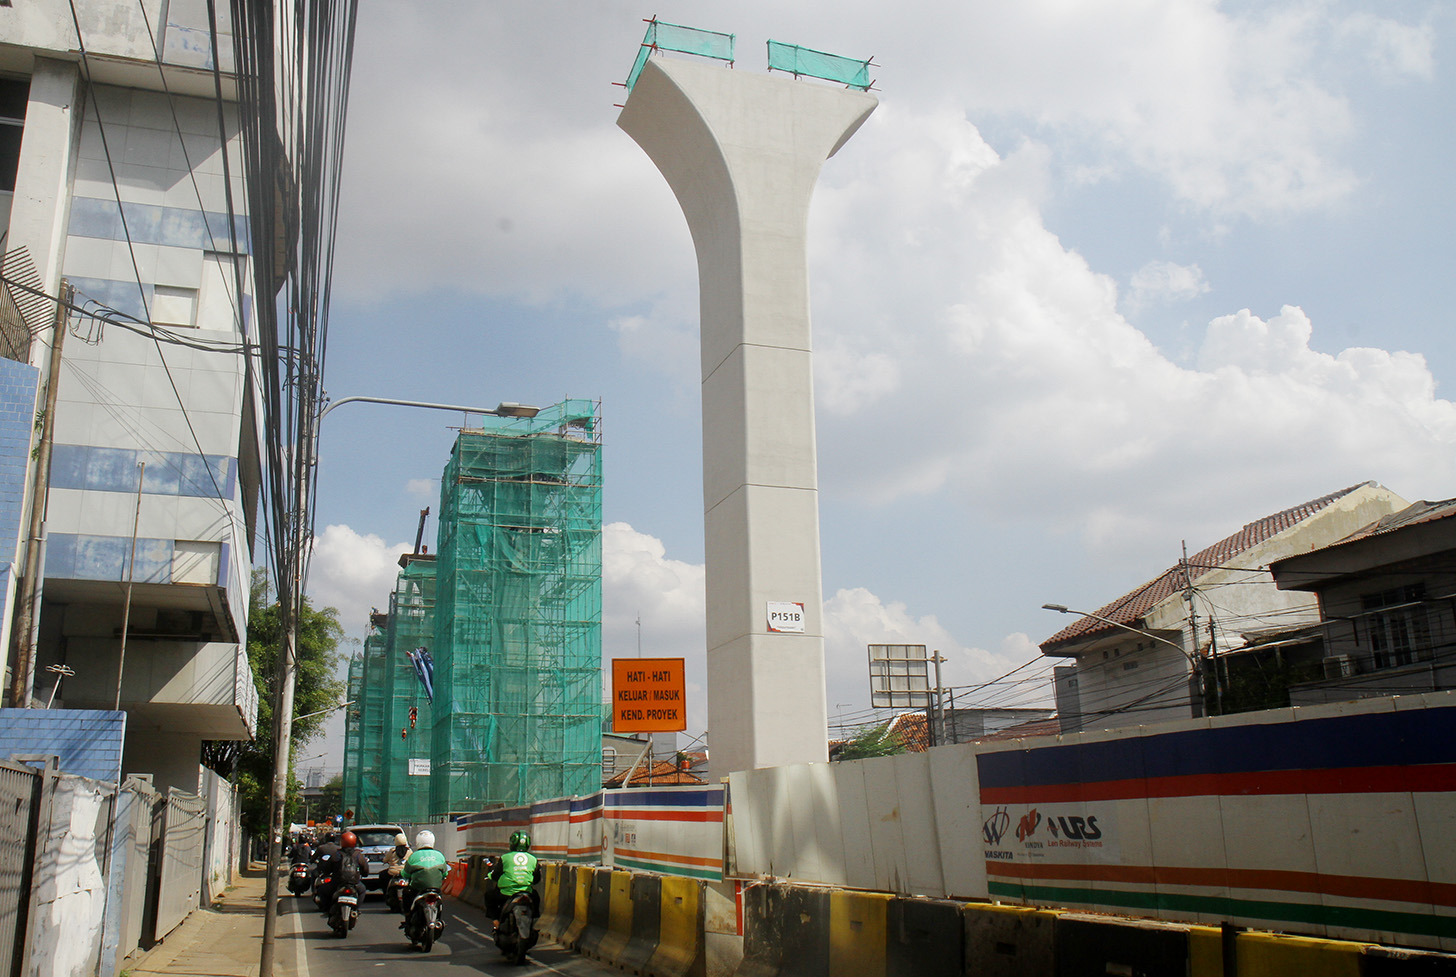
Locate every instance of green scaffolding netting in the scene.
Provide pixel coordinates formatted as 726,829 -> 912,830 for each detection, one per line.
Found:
766,39 -> 873,90
380,560 -> 436,822
342,401 -> 604,821
340,652 -> 363,820
356,627 -> 389,821
430,400 -> 604,815
626,19 -> 735,90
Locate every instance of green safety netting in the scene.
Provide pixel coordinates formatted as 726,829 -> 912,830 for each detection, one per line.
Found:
626,18 -> 735,90
345,401 -> 604,821
380,561 -> 435,822
766,39 -> 874,90
340,652 -> 363,819
429,400 -> 603,815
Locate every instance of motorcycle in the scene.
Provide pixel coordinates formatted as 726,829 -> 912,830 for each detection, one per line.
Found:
287,862 -> 313,896
492,892 -> 538,965
329,882 -> 362,938
385,873 -> 410,914
404,888 -> 445,952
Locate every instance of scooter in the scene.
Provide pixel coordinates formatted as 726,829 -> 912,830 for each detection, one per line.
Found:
492,892 -> 538,965
404,888 -> 445,952
287,862 -> 313,896
328,880 -> 361,938
385,873 -> 410,914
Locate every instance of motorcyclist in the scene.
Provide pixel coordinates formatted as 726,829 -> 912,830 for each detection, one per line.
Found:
288,833 -> 314,865
401,830 -> 449,918
316,830 -> 368,911
383,832 -> 411,876
311,831 -> 338,867
487,830 -> 541,923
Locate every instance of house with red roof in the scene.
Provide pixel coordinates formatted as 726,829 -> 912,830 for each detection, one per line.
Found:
1269,497 -> 1456,705
1039,481 -> 1407,734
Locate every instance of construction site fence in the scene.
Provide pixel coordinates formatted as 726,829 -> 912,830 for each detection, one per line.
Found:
452,690 -> 1456,954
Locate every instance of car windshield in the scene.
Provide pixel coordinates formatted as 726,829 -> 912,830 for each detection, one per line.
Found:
354,830 -> 400,848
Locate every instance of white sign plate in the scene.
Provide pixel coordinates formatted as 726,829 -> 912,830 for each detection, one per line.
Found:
407,758 -> 431,777
766,601 -> 806,633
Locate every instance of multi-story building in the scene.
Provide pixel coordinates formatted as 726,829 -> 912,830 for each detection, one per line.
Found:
1,0 -> 259,790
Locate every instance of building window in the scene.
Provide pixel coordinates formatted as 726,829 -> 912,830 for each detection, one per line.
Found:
1361,583 -> 1430,669
602,747 -> 617,777
0,77 -> 25,194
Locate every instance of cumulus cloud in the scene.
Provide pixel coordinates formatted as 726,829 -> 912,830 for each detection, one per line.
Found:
306,524 -> 415,633
1337,13 -> 1435,82
1126,260 -> 1210,312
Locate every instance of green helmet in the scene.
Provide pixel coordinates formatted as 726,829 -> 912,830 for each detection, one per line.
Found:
508,830 -> 531,852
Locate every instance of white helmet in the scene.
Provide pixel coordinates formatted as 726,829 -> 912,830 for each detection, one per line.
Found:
415,829 -> 435,849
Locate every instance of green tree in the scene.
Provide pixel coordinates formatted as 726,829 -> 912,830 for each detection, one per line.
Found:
833,722 -> 906,761
203,569 -> 347,833
316,774 -> 344,824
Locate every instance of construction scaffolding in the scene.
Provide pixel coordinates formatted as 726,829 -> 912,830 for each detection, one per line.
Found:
430,399 -> 603,814
356,622 -> 389,822
380,558 -> 436,822
340,652 -> 363,819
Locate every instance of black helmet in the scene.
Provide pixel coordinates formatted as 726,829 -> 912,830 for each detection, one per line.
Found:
508,830 -> 530,852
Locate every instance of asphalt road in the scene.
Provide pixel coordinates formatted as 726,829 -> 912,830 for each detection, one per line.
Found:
278,886 -> 618,977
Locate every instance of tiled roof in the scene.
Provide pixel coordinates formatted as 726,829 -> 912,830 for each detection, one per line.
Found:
1041,482 -> 1374,652
973,717 -> 1063,742
1328,497 -> 1456,545
604,758 -> 706,788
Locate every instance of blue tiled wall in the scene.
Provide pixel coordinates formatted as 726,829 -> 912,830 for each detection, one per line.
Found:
50,444 -> 236,499
0,708 -> 126,782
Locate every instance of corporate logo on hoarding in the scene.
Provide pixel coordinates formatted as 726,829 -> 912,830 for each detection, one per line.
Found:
984,804 -> 1117,862
1046,815 -> 1101,841
1016,808 -> 1042,842
982,806 -> 1010,845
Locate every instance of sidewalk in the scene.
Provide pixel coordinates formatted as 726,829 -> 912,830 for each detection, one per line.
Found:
122,863 -> 276,977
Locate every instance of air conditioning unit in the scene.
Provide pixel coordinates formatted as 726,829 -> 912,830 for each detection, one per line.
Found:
1323,654 -> 1358,680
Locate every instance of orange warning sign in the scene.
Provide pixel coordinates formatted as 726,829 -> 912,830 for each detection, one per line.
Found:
612,657 -> 687,733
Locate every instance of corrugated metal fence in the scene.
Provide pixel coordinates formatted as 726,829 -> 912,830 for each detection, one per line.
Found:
153,788 -> 206,942
0,759 -> 46,977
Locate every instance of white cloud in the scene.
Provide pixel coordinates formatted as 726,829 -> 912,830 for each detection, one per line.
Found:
1338,13 -> 1435,82
1126,260 -> 1210,312
404,479 -> 436,502
306,524 -> 414,634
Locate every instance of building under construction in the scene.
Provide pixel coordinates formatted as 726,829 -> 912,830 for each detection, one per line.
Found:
343,400 -> 603,820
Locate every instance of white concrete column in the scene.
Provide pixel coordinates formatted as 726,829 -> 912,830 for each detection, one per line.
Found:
619,57 -> 876,774
6,57 -> 83,322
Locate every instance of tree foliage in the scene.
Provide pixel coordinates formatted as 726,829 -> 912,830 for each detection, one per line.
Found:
833,722 -> 906,761
203,569 -> 346,833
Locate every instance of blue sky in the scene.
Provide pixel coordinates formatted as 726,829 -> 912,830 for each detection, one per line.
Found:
302,1 -> 1456,767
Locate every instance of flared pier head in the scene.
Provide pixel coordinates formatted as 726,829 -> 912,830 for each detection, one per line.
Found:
619,55 -> 877,775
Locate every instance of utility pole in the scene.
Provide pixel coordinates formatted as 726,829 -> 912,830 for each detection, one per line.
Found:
1181,540 -> 1205,713
115,462 -> 145,709
10,280 -> 70,708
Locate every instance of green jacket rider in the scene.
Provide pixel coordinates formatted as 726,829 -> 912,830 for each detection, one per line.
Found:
403,830 -> 449,893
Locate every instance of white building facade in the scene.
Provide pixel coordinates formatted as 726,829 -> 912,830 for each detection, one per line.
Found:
2,0 -> 258,790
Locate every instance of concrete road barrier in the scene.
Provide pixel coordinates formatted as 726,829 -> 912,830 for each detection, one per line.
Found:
648,874 -> 706,977
886,897 -> 962,977
737,882 -> 831,977
963,903 -> 1060,976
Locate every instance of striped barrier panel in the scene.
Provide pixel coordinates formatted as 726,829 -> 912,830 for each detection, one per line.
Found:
539,863 -> 573,943
737,882 -> 831,977
649,874 -> 707,977
828,890 -> 892,977
885,897 -> 961,977
617,872 -> 663,974
963,903 -> 1060,977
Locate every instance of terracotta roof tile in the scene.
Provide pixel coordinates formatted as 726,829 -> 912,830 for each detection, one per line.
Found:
1041,482 -> 1373,652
